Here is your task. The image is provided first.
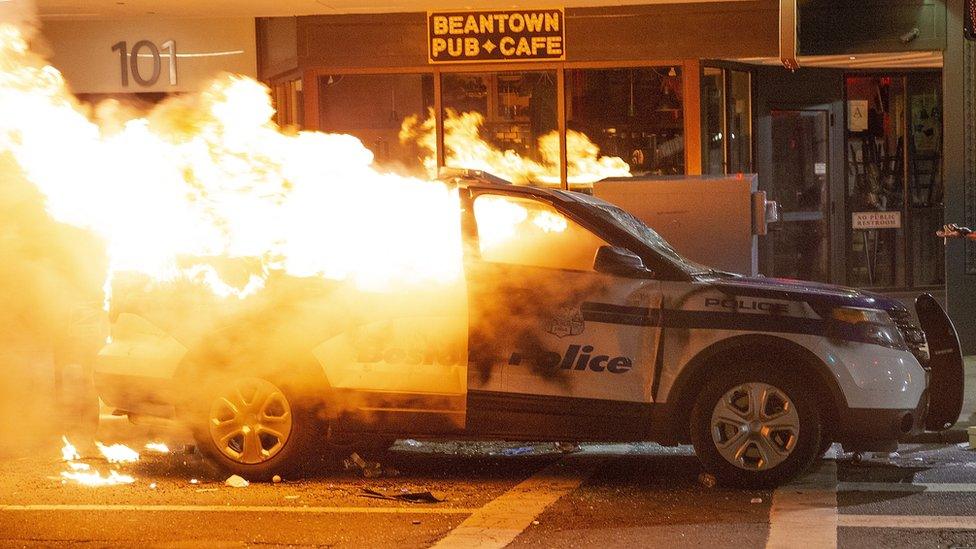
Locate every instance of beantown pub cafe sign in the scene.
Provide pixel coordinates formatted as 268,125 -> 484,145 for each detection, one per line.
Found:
427,9 -> 566,63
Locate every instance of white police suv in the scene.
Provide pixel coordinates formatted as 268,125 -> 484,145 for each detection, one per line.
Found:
95,173 -> 963,487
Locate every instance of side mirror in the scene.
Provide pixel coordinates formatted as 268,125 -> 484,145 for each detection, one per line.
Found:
593,246 -> 654,278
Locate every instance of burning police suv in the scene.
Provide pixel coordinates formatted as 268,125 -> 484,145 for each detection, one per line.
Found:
94,172 -> 963,487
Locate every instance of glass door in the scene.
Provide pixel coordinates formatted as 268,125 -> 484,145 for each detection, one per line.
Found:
765,109 -> 830,282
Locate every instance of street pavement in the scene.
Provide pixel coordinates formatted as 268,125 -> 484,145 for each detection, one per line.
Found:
1,358 -> 974,548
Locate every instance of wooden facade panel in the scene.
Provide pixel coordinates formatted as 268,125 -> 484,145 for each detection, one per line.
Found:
799,0 -> 947,55
299,13 -> 428,68
293,3 -> 778,71
565,2 -> 778,61
257,17 -> 299,80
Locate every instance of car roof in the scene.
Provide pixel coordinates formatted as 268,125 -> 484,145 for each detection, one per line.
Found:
436,168 -> 572,201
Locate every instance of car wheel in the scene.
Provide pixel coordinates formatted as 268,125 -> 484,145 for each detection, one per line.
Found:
817,435 -> 834,459
192,375 -> 322,481
690,364 -> 822,488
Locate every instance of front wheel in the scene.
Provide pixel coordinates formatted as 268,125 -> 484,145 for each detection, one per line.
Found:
690,365 -> 822,487
191,376 -> 322,481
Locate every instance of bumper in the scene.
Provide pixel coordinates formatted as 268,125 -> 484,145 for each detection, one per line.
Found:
837,392 -> 929,452
94,372 -> 177,418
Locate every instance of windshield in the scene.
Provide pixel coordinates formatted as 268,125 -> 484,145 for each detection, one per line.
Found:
558,191 -> 714,275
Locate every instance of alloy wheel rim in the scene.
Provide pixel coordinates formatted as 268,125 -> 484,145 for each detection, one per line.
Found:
208,377 -> 293,465
710,382 -> 799,471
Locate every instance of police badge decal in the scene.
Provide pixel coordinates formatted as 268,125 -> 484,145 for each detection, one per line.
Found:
547,305 -> 584,337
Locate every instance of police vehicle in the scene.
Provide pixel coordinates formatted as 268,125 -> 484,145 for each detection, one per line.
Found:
95,172 -> 963,487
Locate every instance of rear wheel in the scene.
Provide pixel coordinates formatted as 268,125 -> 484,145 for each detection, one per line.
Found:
192,376 -> 322,481
690,364 -> 822,487
817,434 -> 834,458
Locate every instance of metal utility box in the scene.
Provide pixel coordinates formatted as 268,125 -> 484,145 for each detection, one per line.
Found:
593,175 -> 774,276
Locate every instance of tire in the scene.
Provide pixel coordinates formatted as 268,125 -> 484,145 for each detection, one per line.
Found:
817,434 -> 834,459
189,375 -> 323,481
690,362 -> 823,488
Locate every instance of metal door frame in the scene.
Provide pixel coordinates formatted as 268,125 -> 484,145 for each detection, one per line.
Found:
764,107 -> 832,282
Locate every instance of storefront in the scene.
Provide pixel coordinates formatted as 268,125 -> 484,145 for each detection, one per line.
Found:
256,0 -> 974,351
257,3 -> 780,182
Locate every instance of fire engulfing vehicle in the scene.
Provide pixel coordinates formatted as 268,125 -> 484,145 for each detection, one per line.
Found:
94,172 -> 964,487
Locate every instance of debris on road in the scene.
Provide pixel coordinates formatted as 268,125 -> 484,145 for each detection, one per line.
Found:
225,475 -> 249,488
403,439 -> 422,448
555,442 -> 581,454
343,452 -> 399,478
272,475 -> 282,484
698,473 -> 717,488
360,487 -> 445,503
501,446 -> 533,456
189,478 -> 199,485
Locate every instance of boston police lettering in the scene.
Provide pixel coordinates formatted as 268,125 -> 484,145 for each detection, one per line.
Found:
427,9 -> 565,63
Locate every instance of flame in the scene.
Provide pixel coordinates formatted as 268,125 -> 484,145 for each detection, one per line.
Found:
59,436 -> 137,486
400,109 -> 631,186
0,23 -> 462,301
144,442 -> 170,454
533,210 -> 568,233
60,435 -> 80,461
95,441 -> 140,464
472,195 -> 568,253
61,469 -> 136,487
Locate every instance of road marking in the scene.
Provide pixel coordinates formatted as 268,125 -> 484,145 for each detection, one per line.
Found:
766,460 -> 838,549
0,504 -> 476,514
839,515 -> 976,530
432,458 -> 598,549
839,482 -> 976,493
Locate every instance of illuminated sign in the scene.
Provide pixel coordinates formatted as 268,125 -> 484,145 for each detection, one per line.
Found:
427,9 -> 565,64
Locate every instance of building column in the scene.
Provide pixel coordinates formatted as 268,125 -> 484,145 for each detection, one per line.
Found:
944,0 -> 976,353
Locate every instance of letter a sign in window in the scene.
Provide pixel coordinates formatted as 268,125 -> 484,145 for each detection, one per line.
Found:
427,9 -> 566,63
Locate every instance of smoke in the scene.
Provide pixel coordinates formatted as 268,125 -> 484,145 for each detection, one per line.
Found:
0,5 -> 626,467
0,154 -> 107,455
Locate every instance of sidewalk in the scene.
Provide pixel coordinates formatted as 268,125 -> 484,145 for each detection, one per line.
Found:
957,355 -> 976,429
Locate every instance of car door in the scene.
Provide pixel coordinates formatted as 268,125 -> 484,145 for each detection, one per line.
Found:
461,188 -> 663,440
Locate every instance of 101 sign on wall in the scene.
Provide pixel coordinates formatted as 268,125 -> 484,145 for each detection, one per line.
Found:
111,40 -> 177,87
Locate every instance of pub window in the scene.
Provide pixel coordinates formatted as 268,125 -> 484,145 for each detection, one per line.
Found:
565,67 -> 685,176
844,73 -> 945,289
702,67 -> 726,175
440,70 -> 559,180
701,66 -> 752,175
317,73 -> 434,175
907,73 -> 943,287
271,79 -> 303,129
728,70 -> 752,173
